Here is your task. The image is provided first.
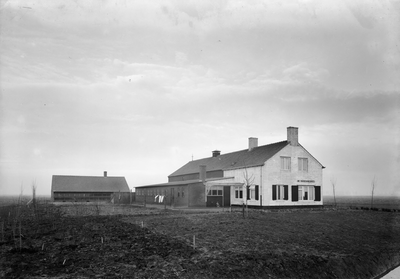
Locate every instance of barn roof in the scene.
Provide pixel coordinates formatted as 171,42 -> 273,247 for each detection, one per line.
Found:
51,175 -> 130,192
169,140 -> 289,177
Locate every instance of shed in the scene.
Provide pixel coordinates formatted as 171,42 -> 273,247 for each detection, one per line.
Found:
51,172 -> 130,202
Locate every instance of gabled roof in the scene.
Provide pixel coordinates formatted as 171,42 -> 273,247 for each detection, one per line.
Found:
169,140 -> 289,177
51,175 -> 130,192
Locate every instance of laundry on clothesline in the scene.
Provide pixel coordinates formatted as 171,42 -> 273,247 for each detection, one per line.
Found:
154,195 -> 159,203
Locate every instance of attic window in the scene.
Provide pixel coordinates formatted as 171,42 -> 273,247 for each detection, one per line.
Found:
280,157 -> 291,171
298,158 -> 308,172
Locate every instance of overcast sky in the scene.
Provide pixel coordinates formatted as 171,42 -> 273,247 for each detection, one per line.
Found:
1,0 -> 399,197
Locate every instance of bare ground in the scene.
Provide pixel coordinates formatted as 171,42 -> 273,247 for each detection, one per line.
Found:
0,203 -> 399,278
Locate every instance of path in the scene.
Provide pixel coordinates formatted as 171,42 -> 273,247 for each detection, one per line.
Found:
380,265 -> 400,279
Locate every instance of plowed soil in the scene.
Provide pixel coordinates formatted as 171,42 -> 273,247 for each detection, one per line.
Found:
1,204 -> 399,278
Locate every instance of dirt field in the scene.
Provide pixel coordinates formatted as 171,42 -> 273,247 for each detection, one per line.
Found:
1,203 -> 399,278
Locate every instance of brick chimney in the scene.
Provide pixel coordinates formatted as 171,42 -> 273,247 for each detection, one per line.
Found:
212,150 -> 221,157
287,127 -> 299,146
248,137 -> 258,151
104,171 -> 107,177
199,165 -> 206,182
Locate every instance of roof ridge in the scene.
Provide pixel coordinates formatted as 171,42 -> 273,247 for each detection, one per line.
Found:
52,175 -> 125,178
168,140 -> 289,177
190,140 -> 288,162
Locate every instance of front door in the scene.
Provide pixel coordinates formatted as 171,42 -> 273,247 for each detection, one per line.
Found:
223,186 -> 231,207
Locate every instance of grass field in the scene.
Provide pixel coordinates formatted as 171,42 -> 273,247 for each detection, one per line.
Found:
0,199 -> 399,278
324,195 -> 400,210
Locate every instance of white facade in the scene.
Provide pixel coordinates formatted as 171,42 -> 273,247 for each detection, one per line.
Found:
211,143 -> 323,207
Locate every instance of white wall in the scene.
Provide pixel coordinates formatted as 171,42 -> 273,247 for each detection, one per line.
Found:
224,166 -> 263,206
225,144 -> 323,207
264,144 -> 323,206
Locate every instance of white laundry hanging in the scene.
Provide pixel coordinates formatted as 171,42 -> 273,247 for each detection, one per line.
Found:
159,195 -> 164,203
154,195 -> 159,203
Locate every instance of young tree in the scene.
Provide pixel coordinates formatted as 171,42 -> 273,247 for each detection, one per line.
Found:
330,176 -> 337,207
243,166 -> 255,218
18,183 -> 24,205
370,176 -> 377,209
32,180 -> 37,216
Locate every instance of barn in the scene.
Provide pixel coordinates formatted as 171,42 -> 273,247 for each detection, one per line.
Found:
135,127 -> 325,208
51,171 -> 130,202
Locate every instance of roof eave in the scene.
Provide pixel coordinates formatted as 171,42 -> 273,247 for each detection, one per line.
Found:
298,143 -> 325,169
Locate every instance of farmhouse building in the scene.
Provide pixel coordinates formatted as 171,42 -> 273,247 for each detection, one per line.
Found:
135,127 -> 324,208
51,171 -> 130,202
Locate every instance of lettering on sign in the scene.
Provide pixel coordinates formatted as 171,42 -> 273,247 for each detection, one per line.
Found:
297,180 -> 315,183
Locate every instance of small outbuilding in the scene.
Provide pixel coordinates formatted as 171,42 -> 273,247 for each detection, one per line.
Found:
51,171 -> 130,202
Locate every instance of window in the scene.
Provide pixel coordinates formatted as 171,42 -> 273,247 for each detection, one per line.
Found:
250,185 -> 259,201
298,158 -> 308,172
281,157 -> 291,170
208,187 -> 223,196
298,186 -> 314,201
235,187 -> 243,199
247,185 -> 259,200
255,185 -> 259,201
272,185 -> 288,200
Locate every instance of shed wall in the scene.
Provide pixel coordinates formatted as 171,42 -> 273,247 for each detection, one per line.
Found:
135,183 -> 206,207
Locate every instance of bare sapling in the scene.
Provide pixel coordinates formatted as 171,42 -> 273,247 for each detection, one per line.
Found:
12,184 -> 24,248
370,176 -> 377,209
32,181 -> 37,217
330,176 -> 337,208
18,183 -> 23,206
17,183 -> 24,220
243,165 -> 255,218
